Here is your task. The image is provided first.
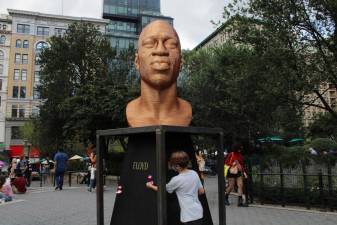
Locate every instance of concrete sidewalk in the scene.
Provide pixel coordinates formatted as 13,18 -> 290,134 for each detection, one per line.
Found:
0,177 -> 336,225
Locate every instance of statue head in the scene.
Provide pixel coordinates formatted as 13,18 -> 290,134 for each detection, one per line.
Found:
135,20 -> 182,90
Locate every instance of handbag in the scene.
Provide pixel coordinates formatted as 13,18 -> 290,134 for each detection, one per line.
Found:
224,164 -> 230,177
224,153 -> 234,177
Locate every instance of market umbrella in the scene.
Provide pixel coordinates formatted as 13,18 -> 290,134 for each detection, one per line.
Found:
69,155 -> 83,160
287,138 -> 304,143
0,160 -> 5,168
257,136 -> 284,143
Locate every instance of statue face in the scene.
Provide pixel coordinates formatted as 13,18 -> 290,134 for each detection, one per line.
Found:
135,20 -> 181,89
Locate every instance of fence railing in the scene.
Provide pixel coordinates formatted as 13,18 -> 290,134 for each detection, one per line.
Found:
247,160 -> 337,211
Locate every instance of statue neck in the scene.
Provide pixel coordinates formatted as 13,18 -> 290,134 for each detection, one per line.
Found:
139,81 -> 179,115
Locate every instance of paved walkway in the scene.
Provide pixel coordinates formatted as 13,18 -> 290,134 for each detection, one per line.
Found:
0,177 -> 336,225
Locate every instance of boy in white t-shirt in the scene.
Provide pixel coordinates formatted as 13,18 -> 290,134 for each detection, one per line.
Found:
146,151 -> 205,225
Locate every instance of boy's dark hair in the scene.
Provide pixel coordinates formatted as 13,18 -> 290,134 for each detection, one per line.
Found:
170,151 -> 189,168
0,175 -> 6,188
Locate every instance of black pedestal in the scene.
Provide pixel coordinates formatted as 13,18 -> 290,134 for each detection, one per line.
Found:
110,133 -> 213,225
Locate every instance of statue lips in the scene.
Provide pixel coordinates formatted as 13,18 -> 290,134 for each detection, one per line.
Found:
151,59 -> 170,71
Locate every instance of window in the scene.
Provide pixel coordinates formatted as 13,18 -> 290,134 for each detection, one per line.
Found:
32,107 -> 39,117
11,126 -> 22,139
0,35 -> 5,44
35,41 -> 48,52
20,86 -> 26,98
0,96 -> 1,107
22,54 -> 28,64
35,55 -> 41,65
14,69 -> 20,80
19,108 -> 25,118
33,88 -> 40,99
0,50 -> 3,60
23,40 -> 29,48
37,26 -> 49,36
55,28 -> 66,37
0,64 -> 3,74
21,70 -> 27,81
17,24 -> 30,34
15,53 -> 21,64
11,105 -> 18,117
0,79 -> 2,90
3,24 -> 6,30
12,86 -> 18,98
34,71 -> 40,83
16,39 -> 22,48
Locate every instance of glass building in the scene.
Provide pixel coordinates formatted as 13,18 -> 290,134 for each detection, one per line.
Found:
103,0 -> 173,49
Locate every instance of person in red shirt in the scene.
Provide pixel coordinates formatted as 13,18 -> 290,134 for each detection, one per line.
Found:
11,174 -> 27,194
224,143 -> 248,207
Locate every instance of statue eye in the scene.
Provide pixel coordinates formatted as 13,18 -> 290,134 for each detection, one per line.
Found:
143,38 -> 155,48
165,39 -> 178,49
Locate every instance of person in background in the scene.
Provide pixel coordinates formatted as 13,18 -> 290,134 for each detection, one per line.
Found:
88,149 -> 96,192
54,148 -> 68,191
195,150 -> 206,181
11,173 -> 26,194
9,158 -> 17,180
147,151 -> 205,225
0,175 -> 14,202
224,143 -> 248,207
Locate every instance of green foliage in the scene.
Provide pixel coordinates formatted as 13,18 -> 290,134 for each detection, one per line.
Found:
308,114 -> 337,139
222,0 -> 337,118
38,22 -> 138,154
310,138 -> 337,151
181,42 -> 303,143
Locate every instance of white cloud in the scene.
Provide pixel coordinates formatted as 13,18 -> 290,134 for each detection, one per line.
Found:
0,0 -> 226,49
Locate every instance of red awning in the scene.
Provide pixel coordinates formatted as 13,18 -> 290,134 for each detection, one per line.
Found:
9,145 -> 24,158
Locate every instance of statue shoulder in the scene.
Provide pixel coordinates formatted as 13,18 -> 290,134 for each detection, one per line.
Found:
178,98 -> 192,114
126,98 -> 141,121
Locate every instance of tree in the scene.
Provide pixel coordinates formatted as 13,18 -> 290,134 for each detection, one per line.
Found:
222,0 -> 337,119
181,43 -> 303,144
39,22 -> 138,152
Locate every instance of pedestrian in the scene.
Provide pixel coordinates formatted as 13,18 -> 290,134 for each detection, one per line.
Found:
224,143 -> 248,207
11,173 -> 27,194
54,148 -> 68,190
0,175 -> 14,202
146,151 -> 205,225
196,150 -> 205,181
88,149 -> 96,192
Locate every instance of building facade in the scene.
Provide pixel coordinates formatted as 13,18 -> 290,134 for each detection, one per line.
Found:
0,15 -> 12,146
303,83 -> 337,126
103,0 -> 173,49
5,9 -> 108,154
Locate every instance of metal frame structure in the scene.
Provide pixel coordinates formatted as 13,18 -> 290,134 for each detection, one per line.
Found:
96,125 -> 225,225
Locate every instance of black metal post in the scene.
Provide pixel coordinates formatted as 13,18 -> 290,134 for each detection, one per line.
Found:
247,159 -> 254,203
327,162 -> 333,212
259,165 -> 264,205
40,168 -> 43,187
279,163 -> 285,207
96,135 -> 104,225
218,132 -> 225,225
156,127 -> 166,225
301,161 -> 310,209
318,171 -> 324,211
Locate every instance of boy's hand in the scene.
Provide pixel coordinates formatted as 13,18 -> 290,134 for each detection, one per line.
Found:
146,182 -> 158,191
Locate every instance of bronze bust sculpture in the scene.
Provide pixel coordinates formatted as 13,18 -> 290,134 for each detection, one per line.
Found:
126,20 -> 192,127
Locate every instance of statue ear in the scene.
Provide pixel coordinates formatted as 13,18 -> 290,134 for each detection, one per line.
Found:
134,52 -> 140,70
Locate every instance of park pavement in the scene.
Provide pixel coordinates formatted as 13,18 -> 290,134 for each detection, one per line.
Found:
0,176 -> 336,225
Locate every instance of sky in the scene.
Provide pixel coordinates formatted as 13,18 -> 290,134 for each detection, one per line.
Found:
0,0 -> 226,49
